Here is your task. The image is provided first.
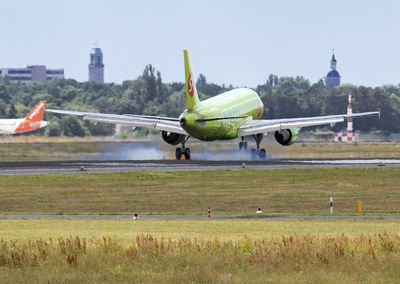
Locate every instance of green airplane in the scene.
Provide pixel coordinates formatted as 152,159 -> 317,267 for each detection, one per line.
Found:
47,50 -> 379,160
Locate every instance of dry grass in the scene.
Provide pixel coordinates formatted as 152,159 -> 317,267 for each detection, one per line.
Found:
2,218 -> 400,241
1,217 -> 399,282
1,232 -> 400,283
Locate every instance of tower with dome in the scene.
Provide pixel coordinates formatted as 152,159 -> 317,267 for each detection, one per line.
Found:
88,46 -> 104,83
325,53 -> 340,89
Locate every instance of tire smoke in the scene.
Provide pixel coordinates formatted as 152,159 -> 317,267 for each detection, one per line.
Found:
93,142 -> 167,160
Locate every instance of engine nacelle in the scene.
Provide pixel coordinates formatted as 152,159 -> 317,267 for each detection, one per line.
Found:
162,131 -> 186,145
274,128 -> 299,146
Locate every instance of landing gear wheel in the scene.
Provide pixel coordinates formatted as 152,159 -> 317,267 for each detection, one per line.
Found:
239,141 -> 248,150
175,148 -> 182,160
183,148 -> 191,160
259,149 -> 266,160
250,148 -> 267,160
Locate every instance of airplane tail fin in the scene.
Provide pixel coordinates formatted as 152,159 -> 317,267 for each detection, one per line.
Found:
15,101 -> 47,133
24,101 -> 46,122
184,50 -> 200,111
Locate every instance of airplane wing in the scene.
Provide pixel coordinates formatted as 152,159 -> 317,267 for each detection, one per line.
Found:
46,109 -> 188,135
237,111 -> 379,137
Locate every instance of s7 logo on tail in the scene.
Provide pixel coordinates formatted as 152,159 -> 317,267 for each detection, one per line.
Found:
188,73 -> 194,97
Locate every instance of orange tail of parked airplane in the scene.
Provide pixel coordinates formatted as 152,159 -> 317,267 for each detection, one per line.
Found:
0,101 -> 48,134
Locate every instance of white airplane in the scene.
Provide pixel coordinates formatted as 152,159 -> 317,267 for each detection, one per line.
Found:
0,101 -> 48,134
47,51 -> 379,160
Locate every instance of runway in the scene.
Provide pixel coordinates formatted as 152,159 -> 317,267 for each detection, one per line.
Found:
0,158 -> 399,175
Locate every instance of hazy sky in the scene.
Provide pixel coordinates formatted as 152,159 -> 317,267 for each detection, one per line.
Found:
1,0 -> 399,87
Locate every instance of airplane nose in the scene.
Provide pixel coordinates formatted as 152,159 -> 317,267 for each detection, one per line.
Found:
180,117 -> 186,126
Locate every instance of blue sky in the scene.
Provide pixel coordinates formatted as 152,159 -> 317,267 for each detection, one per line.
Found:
1,0 -> 399,87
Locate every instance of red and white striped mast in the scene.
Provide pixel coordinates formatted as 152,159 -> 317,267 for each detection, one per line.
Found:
334,90 -> 357,142
346,91 -> 353,142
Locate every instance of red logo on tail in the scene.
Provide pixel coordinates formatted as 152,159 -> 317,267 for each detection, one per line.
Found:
187,73 -> 194,97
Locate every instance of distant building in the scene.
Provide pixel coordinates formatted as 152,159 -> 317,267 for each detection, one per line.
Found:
325,53 -> 341,89
88,47 -> 104,83
0,65 -> 64,83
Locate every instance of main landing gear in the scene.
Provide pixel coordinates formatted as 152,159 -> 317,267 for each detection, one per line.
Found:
239,134 -> 267,160
239,136 -> 248,150
175,137 -> 191,160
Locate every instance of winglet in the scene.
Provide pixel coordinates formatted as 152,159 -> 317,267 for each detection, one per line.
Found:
15,101 -> 47,133
184,50 -> 200,111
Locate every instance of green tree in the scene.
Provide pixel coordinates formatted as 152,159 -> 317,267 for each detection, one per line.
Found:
0,84 -> 11,103
46,121 -> 62,136
142,64 -> 157,102
60,116 -> 86,137
0,100 -> 7,119
7,103 -> 17,118
197,73 -> 207,85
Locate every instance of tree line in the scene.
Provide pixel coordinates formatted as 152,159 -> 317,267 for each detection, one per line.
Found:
0,65 -> 398,137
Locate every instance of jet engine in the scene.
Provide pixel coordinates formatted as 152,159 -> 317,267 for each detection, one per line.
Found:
162,131 -> 186,145
274,128 -> 299,146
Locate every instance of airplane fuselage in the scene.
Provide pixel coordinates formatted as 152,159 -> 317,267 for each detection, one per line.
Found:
179,88 -> 263,140
0,118 -> 24,134
0,118 -> 48,134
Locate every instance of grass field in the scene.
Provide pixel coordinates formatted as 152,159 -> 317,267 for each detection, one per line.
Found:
1,218 -> 400,241
1,218 -> 400,283
266,141 -> 400,158
0,168 -> 399,215
0,150 -> 398,282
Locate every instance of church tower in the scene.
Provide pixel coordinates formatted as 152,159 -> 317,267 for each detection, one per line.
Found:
88,47 -> 104,83
325,53 -> 340,89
